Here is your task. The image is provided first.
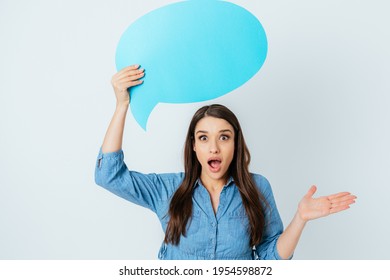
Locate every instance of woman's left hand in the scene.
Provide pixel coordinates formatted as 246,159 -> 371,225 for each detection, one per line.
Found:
298,185 -> 357,222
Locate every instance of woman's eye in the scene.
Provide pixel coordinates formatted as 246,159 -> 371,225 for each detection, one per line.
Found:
199,135 -> 207,141
220,135 -> 230,141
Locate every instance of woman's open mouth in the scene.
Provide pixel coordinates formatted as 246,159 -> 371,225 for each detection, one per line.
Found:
208,158 -> 222,173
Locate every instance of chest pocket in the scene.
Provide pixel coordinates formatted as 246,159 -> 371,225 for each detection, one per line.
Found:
185,209 -> 201,235
223,208 -> 251,256
178,209 -> 208,255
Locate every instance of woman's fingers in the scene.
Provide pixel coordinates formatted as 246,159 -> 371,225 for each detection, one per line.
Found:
117,64 -> 140,76
329,205 -> 350,214
328,194 -> 357,204
117,67 -> 144,79
111,65 -> 145,93
327,192 -> 351,200
121,79 -> 144,89
113,65 -> 144,83
327,193 -> 356,214
118,70 -> 145,82
300,186 -> 357,220
305,185 -> 317,198
329,195 -> 356,207
115,75 -> 144,91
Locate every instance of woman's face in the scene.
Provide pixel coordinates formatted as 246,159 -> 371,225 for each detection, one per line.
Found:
193,116 -> 235,186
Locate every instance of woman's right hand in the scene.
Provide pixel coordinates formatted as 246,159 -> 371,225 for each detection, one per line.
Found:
111,64 -> 145,106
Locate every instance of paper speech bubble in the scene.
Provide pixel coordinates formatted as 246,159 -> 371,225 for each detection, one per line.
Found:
116,0 -> 268,130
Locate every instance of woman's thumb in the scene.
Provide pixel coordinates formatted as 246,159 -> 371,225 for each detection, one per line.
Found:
305,185 -> 317,198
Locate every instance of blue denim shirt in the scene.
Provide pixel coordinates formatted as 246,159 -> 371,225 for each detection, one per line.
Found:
95,148 -> 287,260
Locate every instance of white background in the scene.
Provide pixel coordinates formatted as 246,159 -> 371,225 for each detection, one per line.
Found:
1,0 -> 389,259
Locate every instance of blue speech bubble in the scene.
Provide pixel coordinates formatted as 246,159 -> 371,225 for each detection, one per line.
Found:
116,0 -> 267,130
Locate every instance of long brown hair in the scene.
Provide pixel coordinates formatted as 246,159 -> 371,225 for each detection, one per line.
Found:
164,104 -> 266,247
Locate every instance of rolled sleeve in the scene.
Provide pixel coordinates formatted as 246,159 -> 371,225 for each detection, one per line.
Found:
253,175 -> 293,260
94,148 -> 181,213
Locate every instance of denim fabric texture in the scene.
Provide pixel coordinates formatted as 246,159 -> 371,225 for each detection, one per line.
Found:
95,148 -> 287,260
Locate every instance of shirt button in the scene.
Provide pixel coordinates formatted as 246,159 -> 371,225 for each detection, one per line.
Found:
211,222 -> 216,227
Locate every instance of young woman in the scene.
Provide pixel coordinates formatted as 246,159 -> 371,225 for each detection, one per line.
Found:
95,65 -> 356,260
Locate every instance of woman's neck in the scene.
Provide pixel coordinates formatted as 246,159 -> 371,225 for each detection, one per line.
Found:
200,174 -> 228,193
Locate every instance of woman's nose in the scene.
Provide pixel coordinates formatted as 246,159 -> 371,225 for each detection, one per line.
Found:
209,140 -> 219,153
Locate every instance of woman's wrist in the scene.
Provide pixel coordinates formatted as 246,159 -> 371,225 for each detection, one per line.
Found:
295,209 -> 309,226
116,101 -> 129,111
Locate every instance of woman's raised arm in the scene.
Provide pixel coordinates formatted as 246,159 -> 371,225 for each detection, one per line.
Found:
101,65 -> 144,153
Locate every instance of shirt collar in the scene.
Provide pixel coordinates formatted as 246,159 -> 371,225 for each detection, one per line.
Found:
194,176 -> 235,189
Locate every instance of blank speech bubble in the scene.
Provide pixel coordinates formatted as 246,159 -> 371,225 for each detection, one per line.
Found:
116,0 -> 268,130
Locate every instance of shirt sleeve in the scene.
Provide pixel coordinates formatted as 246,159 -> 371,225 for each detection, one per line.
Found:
253,174 -> 293,260
94,148 -> 182,213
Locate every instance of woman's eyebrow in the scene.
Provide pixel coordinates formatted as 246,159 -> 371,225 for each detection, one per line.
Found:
195,130 -> 208,135
195,129 -> 233,134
